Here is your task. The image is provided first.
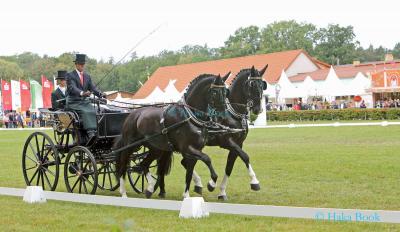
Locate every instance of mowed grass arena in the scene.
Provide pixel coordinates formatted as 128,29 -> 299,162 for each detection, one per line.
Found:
0,125 -> 400,231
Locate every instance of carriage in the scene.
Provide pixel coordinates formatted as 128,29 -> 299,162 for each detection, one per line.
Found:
21,101 -> 159,195
21,67 -> 266,199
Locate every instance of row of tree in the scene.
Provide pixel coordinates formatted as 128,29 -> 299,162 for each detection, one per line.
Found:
0,20 -> 399,93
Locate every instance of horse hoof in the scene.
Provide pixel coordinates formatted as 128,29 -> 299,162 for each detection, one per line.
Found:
121,194 -> 128,199
158,192 -> 166,198
194,186 -> 203,195
218,195 -> 228,201
145,190 -> 153,199
207,183 -> 215,192
251,183 -> 260,191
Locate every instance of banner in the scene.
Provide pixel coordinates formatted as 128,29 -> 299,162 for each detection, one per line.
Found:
11,80 -> 21,111
41,75 -> 53,108
20,80 -> 31,111
372,70 -> 400,88
1,80 -> 12,111
30,80 -> 43,110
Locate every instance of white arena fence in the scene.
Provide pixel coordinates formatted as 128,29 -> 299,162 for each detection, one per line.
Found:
0,187 -> 399,223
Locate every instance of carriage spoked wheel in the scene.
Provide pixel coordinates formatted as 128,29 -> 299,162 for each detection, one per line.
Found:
64,146 -> 98,194
127,148 -> 159,194
97,160 -> 119,191
22,132 -> 59,191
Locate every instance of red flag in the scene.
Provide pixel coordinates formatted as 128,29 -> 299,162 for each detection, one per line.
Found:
20,80 -> 31,111
1,80 -> 12,111
41,75 -> 53,108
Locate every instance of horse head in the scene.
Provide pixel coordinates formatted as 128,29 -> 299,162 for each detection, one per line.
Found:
229,65 -> 268,115
184,72 -> 230,120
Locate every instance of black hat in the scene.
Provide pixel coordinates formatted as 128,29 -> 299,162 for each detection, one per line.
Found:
56,70 -> 67,80
74,54 -> 86,64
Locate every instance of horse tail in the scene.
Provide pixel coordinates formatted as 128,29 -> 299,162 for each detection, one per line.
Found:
157,152 -> 173,176
113,135 -> 126,179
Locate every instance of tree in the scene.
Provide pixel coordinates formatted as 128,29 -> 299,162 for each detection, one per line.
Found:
259,20 -> 317,54
0,59 -> 24,80
314,24 -> 360,65
392,43 -> 400,59
220,26 -> 261,58
177,44 -> 215,64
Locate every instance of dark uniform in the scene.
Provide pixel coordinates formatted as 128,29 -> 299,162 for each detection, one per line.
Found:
51,70 -> 67,110
66,54 -> 104,138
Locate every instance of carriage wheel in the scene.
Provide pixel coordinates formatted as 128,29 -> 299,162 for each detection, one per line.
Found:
127,149 -> 159,194
22,132 -> 59,191
64,146 -> 98,194
97,160 -> 119,191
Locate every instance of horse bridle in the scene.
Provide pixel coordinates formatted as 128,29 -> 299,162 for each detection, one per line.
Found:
228,75 -> 264,119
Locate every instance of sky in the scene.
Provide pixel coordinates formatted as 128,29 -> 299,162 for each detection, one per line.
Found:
0,0 -> 399,61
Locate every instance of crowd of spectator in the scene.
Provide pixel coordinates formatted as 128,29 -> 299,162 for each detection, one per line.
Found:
266,99 -> 368,111
1,110 -> 45,128
374,99 -> 400,108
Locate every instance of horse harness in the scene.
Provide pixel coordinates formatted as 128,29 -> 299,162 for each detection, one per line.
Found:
159,97 -> 244,151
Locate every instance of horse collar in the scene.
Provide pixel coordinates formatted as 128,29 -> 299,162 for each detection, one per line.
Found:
226,99 -> 248,120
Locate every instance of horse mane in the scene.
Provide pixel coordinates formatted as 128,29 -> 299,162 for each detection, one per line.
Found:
229,68 -> 251,88
184,73 -> 216,97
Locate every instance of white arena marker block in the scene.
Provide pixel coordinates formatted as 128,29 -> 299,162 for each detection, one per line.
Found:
381,121 -> 388,127
179,197 -> 209,218
288,123 -> 295,128
23,186 -> 46,203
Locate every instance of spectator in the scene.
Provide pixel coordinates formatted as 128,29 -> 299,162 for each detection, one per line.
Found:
3,113 -> 9,128
360,100 -> 366,108
38,113 -> 45,127
17,113 -> 24,128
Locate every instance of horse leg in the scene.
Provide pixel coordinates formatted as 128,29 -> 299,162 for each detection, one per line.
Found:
117,151 -> 130,198
157,151 -> 173,199
182,158 -> 197,198
158,173 -> 166,198
181,158 -> 203,195
187,146 -> 218,192
141,150 -> 159,199
231,141 -> 260,191
192,170 -> 203,195
218,150 -> 238,201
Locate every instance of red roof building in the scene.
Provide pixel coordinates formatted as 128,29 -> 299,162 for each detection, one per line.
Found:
134,49 -> 328,100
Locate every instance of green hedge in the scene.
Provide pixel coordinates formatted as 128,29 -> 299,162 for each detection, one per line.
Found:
266,108 -> 400,121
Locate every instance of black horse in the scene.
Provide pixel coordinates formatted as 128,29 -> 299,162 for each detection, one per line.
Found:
113,73 -> 230,198
186,65 -> 268,200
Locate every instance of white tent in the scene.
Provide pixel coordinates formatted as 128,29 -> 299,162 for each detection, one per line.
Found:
346,72 -> 371,96
302,76 -> 319,97
276,70 -> 305,100
163,79 -> 182,102
263,81 -> 276,99
109,93 -> 135,107
319,66 -> 350,97
143,86 -> 166,103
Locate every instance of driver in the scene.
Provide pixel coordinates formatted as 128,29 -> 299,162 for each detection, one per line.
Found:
66,54 -> 105,143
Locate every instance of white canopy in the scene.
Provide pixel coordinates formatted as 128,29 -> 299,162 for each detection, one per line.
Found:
346,72 -> 371,96
276,70 -> 305,99
301,75 -> 320,97
143,86 -> 166,103
319,66 -> 350,97
163,79 -> 182,102
109,93 -> 135,107
263,81 -> 276,98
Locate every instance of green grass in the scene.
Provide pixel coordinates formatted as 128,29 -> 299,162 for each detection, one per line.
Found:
1,126 -> 400,231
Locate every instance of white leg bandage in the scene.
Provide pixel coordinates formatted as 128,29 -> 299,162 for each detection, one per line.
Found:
248,164 -> 259,184
119,177 -> 127,198
192,170 -> 203,187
